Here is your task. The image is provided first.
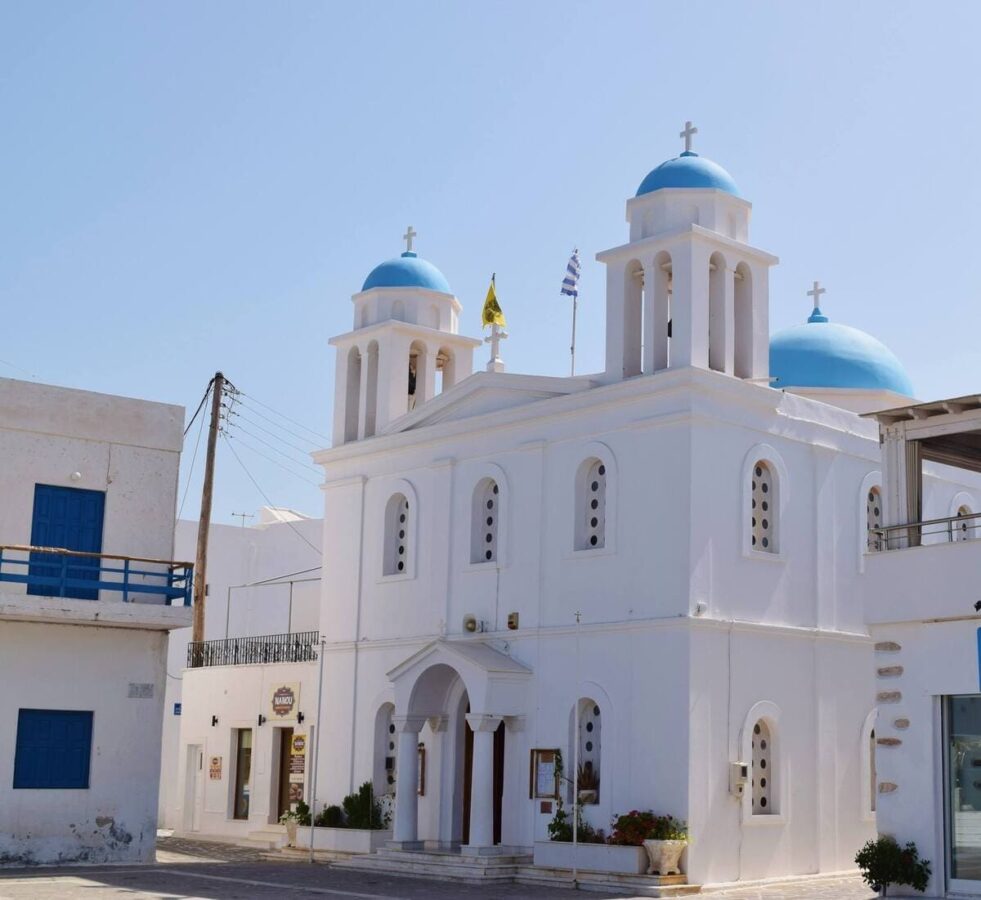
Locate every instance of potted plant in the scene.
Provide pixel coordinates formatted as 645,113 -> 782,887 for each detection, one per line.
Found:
855,836 -> 931,897
577,762 -> 600,805
642,815 -> 688,876
279,808 -> 302,847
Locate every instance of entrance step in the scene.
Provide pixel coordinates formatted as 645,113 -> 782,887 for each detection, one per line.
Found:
334,848 -> 532,884
516,864 -> 701,897
245,827 -> 287,850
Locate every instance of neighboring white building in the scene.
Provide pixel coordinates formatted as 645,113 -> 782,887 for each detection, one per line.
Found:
169,128 -> 979,889
159,508 -> 322,834
861,397 -> 981,897
0,377 -> 190,865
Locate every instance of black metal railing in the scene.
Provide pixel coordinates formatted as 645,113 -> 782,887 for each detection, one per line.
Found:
0,544 -> 193,605
187,630 -> 320,668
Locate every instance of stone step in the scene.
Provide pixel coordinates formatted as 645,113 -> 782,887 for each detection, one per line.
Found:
515,864 -> 700,897
335,853 -> 527,884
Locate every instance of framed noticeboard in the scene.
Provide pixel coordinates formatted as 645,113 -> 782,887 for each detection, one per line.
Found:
529,748 -> 559,799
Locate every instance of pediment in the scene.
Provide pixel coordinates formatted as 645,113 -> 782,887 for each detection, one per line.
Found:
382,371 -> 596,434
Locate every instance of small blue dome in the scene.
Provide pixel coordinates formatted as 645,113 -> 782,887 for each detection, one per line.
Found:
362,251 -> 451,293
770,311 -> 913,396
636,151 -> 740,197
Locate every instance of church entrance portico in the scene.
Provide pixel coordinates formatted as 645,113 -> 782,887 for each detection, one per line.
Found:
385,641 -> 530,854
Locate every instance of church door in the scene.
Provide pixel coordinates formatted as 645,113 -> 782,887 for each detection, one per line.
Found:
461,715 -> 505,846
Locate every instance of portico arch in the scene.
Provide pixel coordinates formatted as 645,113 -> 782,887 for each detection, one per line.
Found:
386,640 -> 530,852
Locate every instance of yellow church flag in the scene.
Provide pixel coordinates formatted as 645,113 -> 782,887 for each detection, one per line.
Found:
481,275 -> 507,329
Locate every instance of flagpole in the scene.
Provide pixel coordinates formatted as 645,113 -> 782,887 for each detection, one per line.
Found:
570,294 -> 577,377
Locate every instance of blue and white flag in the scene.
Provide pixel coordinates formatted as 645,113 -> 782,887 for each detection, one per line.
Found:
560,249 -> 581,299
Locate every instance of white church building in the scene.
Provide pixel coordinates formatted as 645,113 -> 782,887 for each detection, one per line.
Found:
171,127 -> 981,890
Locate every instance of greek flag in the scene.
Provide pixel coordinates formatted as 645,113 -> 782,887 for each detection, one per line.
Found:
560,249 -> 581,299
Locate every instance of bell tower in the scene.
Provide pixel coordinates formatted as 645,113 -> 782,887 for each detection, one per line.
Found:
596,123 -> 778,385
330,229 -> 481,445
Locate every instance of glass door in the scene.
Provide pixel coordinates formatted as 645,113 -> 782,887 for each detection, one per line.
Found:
946,696 -> 981,891
233,729 -> 253,820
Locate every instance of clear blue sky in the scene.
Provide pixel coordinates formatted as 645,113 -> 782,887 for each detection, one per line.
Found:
2,1 -> 979,525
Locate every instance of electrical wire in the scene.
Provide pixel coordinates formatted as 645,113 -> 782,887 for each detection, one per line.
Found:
184,378 -> 216,437
177,384 -> 212,520
224,429 -> 322,487
236,390 -> 332,444
231,410 -> 320,454
226,421 -> 322,475
220,431 -> 322,554
230,399 -> 323,448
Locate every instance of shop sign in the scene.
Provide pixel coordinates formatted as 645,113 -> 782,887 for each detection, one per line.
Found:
269,682 -> 300,721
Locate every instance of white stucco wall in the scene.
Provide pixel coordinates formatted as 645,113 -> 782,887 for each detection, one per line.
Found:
0,621 -> 168,865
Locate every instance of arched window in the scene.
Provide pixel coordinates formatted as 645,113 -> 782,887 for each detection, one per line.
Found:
752,719 -> 774,814
751,461 -> 776,553
867,486 -> 883,551
651,250 -> 672,372
708,252 -> 728,374
576,458 -> 607,550
733,262 -> 753,379
384,493 -> 410,576
374,703 -> 397,795
570,698 -> 601,804
436,347 -> 456,394
957,505 -> 973,541
869,728 -> 877,814
344,346 -> 361,443
471,478 -> 499,564
364,341 -> 379,438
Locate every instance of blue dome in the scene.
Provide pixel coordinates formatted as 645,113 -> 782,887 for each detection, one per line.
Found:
770,311 -> 913,396
636,151 -> 740,197
362,251 -> 451,293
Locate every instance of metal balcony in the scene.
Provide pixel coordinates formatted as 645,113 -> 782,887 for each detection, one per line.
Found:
0,544 -> 193,606
187,630 -> 320,668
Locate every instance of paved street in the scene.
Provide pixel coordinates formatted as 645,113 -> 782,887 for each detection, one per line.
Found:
0,837 -> 878,899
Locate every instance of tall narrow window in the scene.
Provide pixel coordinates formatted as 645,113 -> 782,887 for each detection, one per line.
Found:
384,493 -> 410,576
576,459 -> 607,550
751,719 -> 773,814
957,505 -> 973,541
471,478 -> 499,563
374,703 -> 397,794
867,486 -> 883,551
572,699 -> 602,805
751,461 -> 776,553
869,728 -> 877,813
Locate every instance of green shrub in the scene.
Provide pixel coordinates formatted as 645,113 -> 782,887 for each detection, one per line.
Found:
293,800 -> 312,827
342,781 -> 387,830
546,799 -> 605,843
855,836 -> 931,896
314,804 -> 345,828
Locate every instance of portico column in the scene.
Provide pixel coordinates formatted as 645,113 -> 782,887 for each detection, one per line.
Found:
465,713 -> 502,850
391,715 -> 426,847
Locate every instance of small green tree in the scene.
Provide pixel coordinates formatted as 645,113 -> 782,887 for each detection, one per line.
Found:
855,836 -> 931,896
342,781 -> 387,829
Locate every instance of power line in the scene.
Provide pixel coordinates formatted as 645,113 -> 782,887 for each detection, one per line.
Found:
226,420 -> 322,475
184,378 -> 216,437
224,431 -> 322,487
177,384 -> 212,520
231,399 -> 323,448
220,432 -> 322,554
229,409 -> 313,459
236,390 -> 332,445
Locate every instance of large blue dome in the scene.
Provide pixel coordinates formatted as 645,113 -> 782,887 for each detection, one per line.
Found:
362,251 -> 451,293
636,151 -> 740,198
770,311 -> 913,396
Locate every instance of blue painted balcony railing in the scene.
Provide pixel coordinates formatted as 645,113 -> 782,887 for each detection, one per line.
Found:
0,544 -> 193,606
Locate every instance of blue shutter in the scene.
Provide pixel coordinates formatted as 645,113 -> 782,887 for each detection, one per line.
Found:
28,485 -> 105,600
13,709 -> 93,789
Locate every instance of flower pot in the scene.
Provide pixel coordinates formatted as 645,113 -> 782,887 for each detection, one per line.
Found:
642,838 -> 686,876
577,789 -> 598,805
285,820 -> 298,848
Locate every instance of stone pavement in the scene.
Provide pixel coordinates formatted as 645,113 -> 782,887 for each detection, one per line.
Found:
0,837 -> 881,899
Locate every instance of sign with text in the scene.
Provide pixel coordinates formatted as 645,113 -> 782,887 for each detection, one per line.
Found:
530,749 -> 559,799
208,756 -> 223,781
269,682 -> 300,721
289,732 -> 307,784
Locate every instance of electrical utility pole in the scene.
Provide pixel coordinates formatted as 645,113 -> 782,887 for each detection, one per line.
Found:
191,371 -> 225,664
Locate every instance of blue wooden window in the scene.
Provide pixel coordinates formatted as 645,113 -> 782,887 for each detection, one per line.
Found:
28,484 -> 105,600
13,709 -> 93,789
